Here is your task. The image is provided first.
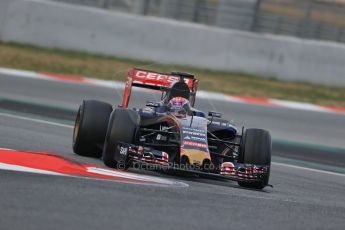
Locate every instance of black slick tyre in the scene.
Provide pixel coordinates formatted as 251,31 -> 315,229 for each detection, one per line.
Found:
73,100 -> 112,158
238,128 -> 271,189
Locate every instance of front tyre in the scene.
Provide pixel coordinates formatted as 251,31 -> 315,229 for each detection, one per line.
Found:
73,100 -> 113,158
238,128 -> 271,189
102,108 -> 140,168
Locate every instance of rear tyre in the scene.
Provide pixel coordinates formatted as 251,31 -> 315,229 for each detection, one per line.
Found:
102,108 -> 140,168
73,100 -> 113,158
238,128 -> 271,189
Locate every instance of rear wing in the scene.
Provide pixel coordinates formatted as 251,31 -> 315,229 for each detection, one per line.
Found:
122,68 -> 198,108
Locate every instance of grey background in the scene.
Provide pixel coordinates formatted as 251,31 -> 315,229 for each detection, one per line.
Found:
51,0 -> 345,44
1,0 -> 345,86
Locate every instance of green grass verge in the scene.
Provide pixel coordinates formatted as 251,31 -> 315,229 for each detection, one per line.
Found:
1,42 -> 345,107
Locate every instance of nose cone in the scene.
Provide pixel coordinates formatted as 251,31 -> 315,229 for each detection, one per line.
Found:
180,149 -> 211,166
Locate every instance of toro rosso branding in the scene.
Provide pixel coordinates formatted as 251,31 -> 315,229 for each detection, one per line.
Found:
183,135 -> 206,142
180,126 -> 210,165
183,141 -> 208,149
182,127 -> 207,138
181,127 -> 208,152
133,70 -> 192,88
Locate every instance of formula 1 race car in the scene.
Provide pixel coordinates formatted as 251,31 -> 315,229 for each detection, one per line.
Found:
73,68 -> 271,189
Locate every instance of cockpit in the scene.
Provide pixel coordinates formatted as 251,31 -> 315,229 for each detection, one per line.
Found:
167,97 -> 191,118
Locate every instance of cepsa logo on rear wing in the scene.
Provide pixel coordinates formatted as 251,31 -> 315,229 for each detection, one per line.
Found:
122,68 -> 197,108
130,69 -> 194,90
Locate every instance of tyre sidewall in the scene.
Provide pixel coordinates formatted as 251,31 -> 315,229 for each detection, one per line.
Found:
102,108 -> 140,168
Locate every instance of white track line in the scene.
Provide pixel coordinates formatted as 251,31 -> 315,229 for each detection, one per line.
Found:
272,162 -> 345,177
0,112 -> 73,129
0,163 -> 64,176
0,162 -> 188,187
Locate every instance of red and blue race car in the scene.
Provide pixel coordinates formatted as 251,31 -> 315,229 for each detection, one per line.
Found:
72,68 -> 271,189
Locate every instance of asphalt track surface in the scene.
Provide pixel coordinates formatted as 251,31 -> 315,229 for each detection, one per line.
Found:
0,73 -> 345,229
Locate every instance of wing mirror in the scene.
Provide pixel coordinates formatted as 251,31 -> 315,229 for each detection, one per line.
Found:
208,111 -> 222,118
146,101 -> 160,108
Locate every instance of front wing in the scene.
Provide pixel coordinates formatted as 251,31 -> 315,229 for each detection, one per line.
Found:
114,142 -> 270,184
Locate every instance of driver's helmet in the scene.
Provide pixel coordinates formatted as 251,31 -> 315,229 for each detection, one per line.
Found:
167,97 -> 190,118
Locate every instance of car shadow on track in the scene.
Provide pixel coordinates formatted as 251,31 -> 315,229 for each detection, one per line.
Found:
127,167 -> 272,193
